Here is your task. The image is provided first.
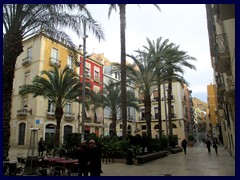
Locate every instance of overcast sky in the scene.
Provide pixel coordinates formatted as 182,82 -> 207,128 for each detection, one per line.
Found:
71,4 -> 213,103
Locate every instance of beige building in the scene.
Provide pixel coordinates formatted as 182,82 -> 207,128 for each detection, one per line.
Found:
206,4 -> 235,158
136,82 -> 187,145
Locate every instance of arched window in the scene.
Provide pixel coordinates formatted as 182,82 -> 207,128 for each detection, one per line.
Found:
64,125 -> 73,143
172,124 -> 177,128
154,125 -> 159,129
18,123 -> 26,145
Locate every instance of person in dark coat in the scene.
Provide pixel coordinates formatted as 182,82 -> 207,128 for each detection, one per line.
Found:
87,139 -> 102,176
78,141 -> 89,176
212,140 -> 218,155
181,139 -> 188,154
206,139 -> 212,153
38,137 -> 45,158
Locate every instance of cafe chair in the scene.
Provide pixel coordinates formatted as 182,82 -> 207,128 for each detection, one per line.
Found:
52,166 -> 71,176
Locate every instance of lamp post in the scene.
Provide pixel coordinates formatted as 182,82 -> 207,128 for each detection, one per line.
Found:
163,82 -> 169,148
81,21 -> 88,142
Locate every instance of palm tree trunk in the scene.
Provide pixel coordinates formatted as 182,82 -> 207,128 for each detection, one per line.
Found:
144,95 -> 152,138
157,82 -> 163,139
167,81 -> 173,136
119,4 -> 127,139
3,32 -> 24,160
55,107 -> 63,146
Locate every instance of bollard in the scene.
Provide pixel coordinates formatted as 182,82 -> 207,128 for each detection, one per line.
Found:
126,149 -> 133,165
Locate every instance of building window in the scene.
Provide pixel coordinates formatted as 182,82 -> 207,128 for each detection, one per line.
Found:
25,72 -> 30,85
141,109 -> 145,120
171,105 -> 175,118
51,48 -> 59,63
142,125 -> 146,130
85,62 -> 91,78
27,47 -> 32,60
153,90 -> 158,101
22,98 -> 28,110
48,100 -> 55,113
67,56 -> 73,69
65,102 -> 72,114
94,67 -> 100,82
154,107 -> 159,119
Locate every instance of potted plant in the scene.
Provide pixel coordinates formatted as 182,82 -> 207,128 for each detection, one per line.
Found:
188,135 -> 194,147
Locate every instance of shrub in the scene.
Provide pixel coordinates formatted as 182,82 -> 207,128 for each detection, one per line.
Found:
169,135 -> 178,148
188,134 -> 194,141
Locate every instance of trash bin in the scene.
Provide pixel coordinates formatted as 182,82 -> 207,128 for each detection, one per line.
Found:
126,149 -> 133,165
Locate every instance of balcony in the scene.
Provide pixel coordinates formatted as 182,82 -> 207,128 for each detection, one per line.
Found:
22,57 -> 32,66
64,113 -> 75,121
46,111 -> 55,119
215,33 -> 231,74
17,109 -> 27,119
49,57 -> 61,67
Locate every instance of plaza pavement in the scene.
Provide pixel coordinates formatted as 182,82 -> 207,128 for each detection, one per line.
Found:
8,142 -> 235,176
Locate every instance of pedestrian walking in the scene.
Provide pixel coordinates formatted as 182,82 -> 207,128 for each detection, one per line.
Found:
77,141 -> 89,176
212,140 -> 218,155
181,139 -> 188,154
87,139 -> 102,176
38,137 -> 45,158
206,139 -> 212,153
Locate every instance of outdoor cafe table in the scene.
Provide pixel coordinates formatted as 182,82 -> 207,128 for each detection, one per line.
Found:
42,157 -> 65,166
54,159 -> 78,169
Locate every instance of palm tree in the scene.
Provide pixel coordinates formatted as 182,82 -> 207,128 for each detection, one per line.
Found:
92,80 -> 139,136
143,37 -> 173,139
120,50 -> 157,138
107,4 -> 160,139
162,45 -> 196,136
3,4 -> 104,160
19,65 -> 87,146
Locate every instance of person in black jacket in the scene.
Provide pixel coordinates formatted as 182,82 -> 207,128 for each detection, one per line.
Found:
87,139 -> 102,176
206,139 -> 212,153
181,139 -> 188,154
38,137 -> 45,158
212,140 -> 218,155
78,141 -> 89,176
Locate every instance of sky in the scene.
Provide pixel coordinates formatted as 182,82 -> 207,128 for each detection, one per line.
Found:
70,4 -> 213,103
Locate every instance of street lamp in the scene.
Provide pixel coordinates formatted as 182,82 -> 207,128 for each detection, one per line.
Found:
81,21 -> 87,142
163,82 -> 169,148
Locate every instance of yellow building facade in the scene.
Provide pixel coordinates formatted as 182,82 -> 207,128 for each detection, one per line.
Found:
11,33 -> 82,148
